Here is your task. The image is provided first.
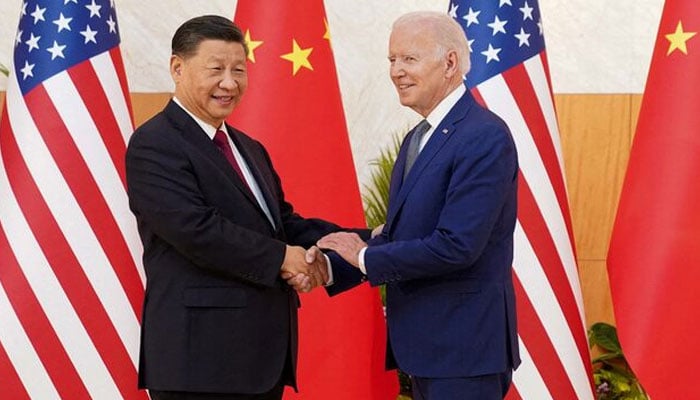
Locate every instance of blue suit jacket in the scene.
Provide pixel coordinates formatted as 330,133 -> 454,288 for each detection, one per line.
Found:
329,89 -> 521,378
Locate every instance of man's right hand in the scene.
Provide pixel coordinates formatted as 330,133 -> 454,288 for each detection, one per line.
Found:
280,245 -> 328,290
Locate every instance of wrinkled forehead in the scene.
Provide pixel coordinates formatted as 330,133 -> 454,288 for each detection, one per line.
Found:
389,25 -> 436,55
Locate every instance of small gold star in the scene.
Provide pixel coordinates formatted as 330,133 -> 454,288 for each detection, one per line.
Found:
324,18 -> 331,41
280,39 -> 313,75
244,29 -> 263,62
665,21 -> 697,55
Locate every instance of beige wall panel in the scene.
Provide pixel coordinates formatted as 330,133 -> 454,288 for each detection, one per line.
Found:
555,94 -> 633,261
555,93 -> 642,327
630,94 -> 643,144
131,93 -> 172,128
578,260 -> 615,325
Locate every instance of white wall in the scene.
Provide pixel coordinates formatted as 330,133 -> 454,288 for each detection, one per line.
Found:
0,0 -> 664,187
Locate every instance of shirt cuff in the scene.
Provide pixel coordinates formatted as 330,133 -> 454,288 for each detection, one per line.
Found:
358,247 -> 368,275
324,254 -> 334,286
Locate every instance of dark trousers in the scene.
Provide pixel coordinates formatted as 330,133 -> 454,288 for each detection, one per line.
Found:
149,386 -> 284,400
411,370 -> 512,400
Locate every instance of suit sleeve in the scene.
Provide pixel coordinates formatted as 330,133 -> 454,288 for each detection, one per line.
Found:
365,121 -> 518,285
251,141 -> 370,246
325,252 -> 367,296
259,145 -> 343,247
324,229 -> 381,296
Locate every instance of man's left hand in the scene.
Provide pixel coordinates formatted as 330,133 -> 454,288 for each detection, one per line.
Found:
283,273 -> 312,293
317,232 -> 366,268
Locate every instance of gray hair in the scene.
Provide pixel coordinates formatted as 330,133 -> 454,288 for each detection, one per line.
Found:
393,11 -> 471,76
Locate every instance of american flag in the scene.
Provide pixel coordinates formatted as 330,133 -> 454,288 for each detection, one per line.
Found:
0,0 -> 146,399
450,1 -> 595,398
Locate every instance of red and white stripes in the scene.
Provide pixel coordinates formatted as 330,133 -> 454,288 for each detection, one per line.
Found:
475,53 -> 594,400
0,48 -> 146,399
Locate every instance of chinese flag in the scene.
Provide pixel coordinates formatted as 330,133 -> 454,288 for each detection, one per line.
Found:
230,1 -> 397,399
607,1 -> 700,398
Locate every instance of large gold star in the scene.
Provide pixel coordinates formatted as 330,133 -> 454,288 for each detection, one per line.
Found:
280,39 -> 313,75
665,21 -> 697,55
244,29 -> 263,62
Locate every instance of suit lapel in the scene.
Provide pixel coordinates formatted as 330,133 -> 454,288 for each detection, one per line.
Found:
163,101 -> 264,212
228,126 -> 283,229
385,126 -> 416,225
386,91 -> 475,229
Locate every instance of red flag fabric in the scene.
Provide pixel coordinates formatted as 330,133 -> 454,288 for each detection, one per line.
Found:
450,1 -> 594,398
231,1 -> 397,399
0,1 -> 146,399
607,1 -> 700,398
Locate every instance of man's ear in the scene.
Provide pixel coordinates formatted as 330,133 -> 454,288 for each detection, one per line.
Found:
170,55 -> 183,80
445,50 -> 459,78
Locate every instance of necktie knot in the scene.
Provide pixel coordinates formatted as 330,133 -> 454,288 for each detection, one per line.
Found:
414,119 -> 431,138
403,119 -> 431,179
213,129 -> 229,148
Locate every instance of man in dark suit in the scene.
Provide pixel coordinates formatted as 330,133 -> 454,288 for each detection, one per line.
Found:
125,15 -> 341,400
314,11 -> 521,400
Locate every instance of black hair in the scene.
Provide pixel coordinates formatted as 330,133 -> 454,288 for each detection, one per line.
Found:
171,15 -> 248,58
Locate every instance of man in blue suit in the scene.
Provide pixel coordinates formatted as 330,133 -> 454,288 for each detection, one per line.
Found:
314,11 -> 521,400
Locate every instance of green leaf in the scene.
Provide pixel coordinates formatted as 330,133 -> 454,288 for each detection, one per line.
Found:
588,322 -> 622,352
0,62 -> 8,77
362,132 -> 403,229
592,352 -> 623,364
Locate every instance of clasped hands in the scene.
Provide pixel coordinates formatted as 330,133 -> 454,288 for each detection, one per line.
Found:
281,225 -> 382,293
280,245 -> 329,293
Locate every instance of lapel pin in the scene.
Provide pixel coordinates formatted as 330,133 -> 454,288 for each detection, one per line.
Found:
442,128 -> 449,134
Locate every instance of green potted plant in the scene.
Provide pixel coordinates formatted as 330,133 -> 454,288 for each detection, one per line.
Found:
588,322 -> 648,399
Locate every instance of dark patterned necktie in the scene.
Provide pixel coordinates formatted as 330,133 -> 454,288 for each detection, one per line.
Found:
403,119 -> 431,179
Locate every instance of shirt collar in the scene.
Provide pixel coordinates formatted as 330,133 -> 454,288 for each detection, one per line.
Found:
424,84 -> 466,128
172,96 -> 226,140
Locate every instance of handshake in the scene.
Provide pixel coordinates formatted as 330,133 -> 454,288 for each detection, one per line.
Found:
279,225 -> 383,293
279,245 -> 329,293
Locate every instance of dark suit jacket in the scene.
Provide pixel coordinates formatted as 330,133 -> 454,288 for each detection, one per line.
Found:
329,89 -> 521,378
126,100 -> 341,394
